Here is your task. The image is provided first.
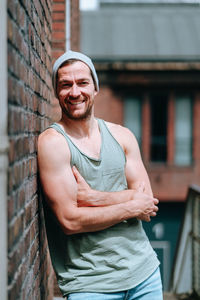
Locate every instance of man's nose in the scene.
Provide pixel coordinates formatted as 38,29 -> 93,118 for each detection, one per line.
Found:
69,84 -> 81,98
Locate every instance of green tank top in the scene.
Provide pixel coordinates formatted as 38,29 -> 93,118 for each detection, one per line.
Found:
44,119 -> 159,296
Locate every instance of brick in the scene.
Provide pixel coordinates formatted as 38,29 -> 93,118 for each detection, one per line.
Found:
18,186 -> 26,210
7,18 -> 14,42
16,5 -> 26,33
52,49 -> 65,60
52,11 -> 65,21
52,30 -> 65,40
52,2 -> 65,12
8,213 -> 24,251
52,40 -> 65,49
8,239 -> 24,285
52,21 -> 65,31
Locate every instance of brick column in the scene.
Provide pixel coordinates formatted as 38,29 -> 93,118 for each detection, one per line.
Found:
52,0 -> 66,61
70,0 -> 80,51
142,94 -> 151,163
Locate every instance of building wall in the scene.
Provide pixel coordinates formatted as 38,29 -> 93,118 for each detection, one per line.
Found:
7,0 -> 54,299
52,0 -> 66,61
93,66 -> 200,290
51,0 -> 80,122
70,0 -> 80,52
94,66 -> 200,202
94,86 -> 200,201
52,0 -> 79,62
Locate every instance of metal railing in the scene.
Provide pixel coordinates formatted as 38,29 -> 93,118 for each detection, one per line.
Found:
191,185 -> 200,297
170,184 -> 200,299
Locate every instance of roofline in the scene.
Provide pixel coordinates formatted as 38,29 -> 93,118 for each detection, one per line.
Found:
100,0 -> 200,5
93,60 -> 200,71
93,56 -> 200,62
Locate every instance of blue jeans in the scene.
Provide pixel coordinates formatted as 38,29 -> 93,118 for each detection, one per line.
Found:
67,267 -> 163,300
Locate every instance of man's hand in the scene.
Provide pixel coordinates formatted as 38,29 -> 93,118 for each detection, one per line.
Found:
133,191 -> 159,222
133,181 -> 159,222
72,166 -> 93,206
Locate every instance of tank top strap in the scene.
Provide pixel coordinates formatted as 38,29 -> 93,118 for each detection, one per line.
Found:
49,123 -> 68,139
48,122 -> 76,165
97,119 -> 126,161
48,122 -> 102,164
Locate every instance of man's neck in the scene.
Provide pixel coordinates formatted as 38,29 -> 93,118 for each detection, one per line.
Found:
59,114 -> 97,138
58,113 -> 101,159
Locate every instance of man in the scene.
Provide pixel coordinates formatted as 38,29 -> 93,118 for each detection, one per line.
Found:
38,50 -> 163,299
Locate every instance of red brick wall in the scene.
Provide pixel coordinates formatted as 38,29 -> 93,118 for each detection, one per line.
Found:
94,87 -> 123,124
52,0 -> 66,62
52,0 -> 80,62
70,0 -> 80,51
51,0 -> 80,122
52,0 -> 66,121
7,0 -> 54,299
94,83 -> 200,202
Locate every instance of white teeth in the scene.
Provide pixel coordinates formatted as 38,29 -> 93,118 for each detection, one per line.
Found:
69,101 -> 83,105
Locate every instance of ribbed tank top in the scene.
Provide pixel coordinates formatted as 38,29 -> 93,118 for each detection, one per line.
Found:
44,119 -> 159,296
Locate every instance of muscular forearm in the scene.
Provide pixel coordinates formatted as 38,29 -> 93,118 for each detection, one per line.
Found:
52,167 -> 158,235
61,199 -> 143,235
78,188 -> 135,207
58,190 -> 158,235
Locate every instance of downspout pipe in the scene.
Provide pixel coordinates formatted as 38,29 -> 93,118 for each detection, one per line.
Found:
0,0 -> 9,299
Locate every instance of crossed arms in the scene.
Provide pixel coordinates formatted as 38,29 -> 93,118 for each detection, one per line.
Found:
37,124 -> 158,235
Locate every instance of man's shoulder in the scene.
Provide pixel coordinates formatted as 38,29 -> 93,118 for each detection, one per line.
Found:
103,121 -> 137,153
38,127 -> 69,156
104,121 -> 133,138
39,127 -> 62,145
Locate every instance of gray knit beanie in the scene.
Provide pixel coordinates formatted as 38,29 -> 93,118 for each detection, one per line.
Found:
52,50 -> 99,98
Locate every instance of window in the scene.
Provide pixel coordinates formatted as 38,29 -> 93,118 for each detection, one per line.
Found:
150,94 -> 168,162
174,96 -> 192,166
124,97 -> 141,145
123,92 -> 193,166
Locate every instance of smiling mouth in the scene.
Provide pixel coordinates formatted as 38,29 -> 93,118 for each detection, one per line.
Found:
68,100 -> 84,105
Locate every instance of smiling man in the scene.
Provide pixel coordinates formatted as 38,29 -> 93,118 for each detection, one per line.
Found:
37,50 -> 163,300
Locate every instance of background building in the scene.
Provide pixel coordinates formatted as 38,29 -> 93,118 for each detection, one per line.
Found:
1,0 -> 200,298
80,0 -> 200,291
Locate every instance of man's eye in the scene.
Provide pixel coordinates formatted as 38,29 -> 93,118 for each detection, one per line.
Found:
80,81 -> 88,86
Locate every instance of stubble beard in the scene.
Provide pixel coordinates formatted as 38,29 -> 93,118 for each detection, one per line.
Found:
62,99 -> 93,121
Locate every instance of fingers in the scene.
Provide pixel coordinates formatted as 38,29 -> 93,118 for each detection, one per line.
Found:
154,198 -> 159,205
72,166 -> 83,182
72,165 -> 78,180
150,211 -> 157,217
138,214 -> 151,222
138,197 -> 159,222
72,165 -> 78,176
72,166 -> 90,189
137,181 -> 145,192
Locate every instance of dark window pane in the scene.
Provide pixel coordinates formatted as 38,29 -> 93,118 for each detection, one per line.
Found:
150,94 -> 168,162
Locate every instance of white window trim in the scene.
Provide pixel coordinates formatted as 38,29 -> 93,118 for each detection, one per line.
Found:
0,0 -> 8,299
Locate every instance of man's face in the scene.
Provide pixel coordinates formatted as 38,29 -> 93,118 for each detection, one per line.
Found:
57,61 -> 98,120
